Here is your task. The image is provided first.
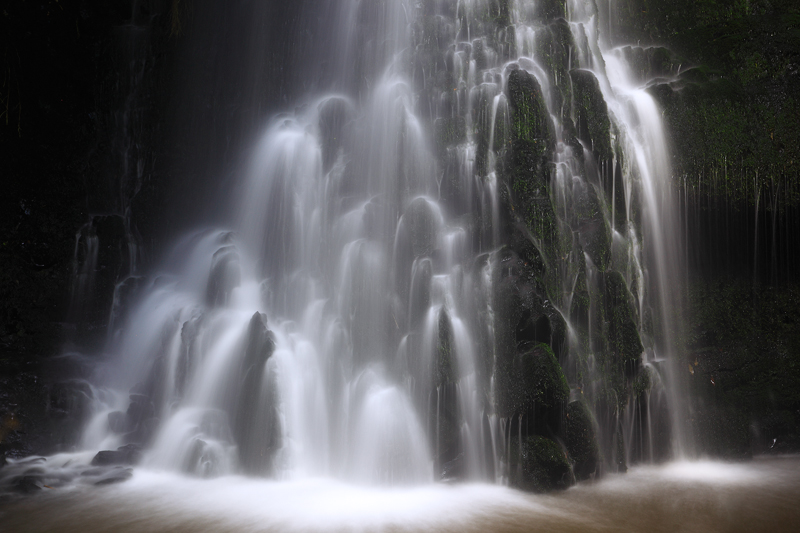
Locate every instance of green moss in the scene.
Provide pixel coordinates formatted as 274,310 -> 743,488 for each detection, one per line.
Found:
570,69 -> 613,165
509,435 -> 573,492
614,0 -> 800,208
603,271 -> 643,373
503,343 -> 569,418
534,19 -> 574,115
575,183 -> 612,271
501,68 -> 563,296
565,400 -> 601,480
655,81 -> 800,207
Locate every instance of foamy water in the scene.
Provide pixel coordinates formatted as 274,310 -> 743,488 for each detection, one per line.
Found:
3,456 -> 799,532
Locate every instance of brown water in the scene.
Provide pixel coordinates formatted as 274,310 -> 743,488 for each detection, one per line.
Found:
2,456 -> 799,532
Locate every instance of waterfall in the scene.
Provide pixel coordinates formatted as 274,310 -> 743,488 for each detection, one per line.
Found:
79,0 -> 688,485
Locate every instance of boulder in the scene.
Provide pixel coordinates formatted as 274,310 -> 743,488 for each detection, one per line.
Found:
11,474 -> 42,494
574,182 -> 611,271
570,69 -> 612,165
232,312 -> 278,474
565,400 -> 600,480
498,343 -> 569,438
94,466 -> 133,486
206,245 -> 241,307
509,435 -> 573,492
602,271 -> 643,376
90,444 -> 142,466
126,393 -> 155,427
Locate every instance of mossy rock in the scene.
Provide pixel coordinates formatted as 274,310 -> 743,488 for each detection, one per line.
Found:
565,400 -> 600,480
502,343 -> 569,420
517,0 -> 566,23
616,45 -> 681,85
491,247 -> 547,372
574,182 -> 612,271
569,279 -> 591,336
505,68 -> 555,197
509,435 -> 573,492
603,271 -> 643,374
534,18 -> 574,114
501,68 -> 560,272
543,302 -> 568,361
570,69 -> 612,165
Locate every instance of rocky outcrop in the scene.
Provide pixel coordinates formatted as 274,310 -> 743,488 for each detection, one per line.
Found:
509,435 -> 573,492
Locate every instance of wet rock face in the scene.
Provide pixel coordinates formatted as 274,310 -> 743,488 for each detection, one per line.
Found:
318,97 -> 351,173
93,466 -> 133,486
509,435 -> 573,492
574,182 -> 612,271
505,68 -> 555,200
69,214 -> 133,346
535,18 -> 574,111
500,67 -> 565,300
565,400 -> 600,480
0,455 -> 137,497
602,271 -> 643,377
405,198 -> 439,259
91,444 -> 143,467
505,344 -> 570,438
46,380 -> 95,451
206,244 -> 242,307
570,69 -> 612,165
492,245 -> 570,437
232,312 -> 279,474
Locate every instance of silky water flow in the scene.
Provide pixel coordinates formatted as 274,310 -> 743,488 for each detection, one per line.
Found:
4,0 -> 713,509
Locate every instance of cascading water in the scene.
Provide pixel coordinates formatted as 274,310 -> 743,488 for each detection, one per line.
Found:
74,0 -> 690,487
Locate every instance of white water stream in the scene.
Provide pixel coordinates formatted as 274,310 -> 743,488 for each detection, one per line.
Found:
69,0 -> 685,486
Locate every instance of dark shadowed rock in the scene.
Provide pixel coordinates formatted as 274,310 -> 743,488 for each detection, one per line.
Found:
94,466 -> 133,486
318,97 -> 351,173
232,312 -> 279,474
126,393 -> 155,427
603,271 -> 643,376
508,343 -> 570,418
570,69 -> 612,164
510,435 -> 573,492
566,400 -> 600,480
440,452 -> 465,482
91,444 -> 142,466
11,474 -> 43,494
206,245 -> 241,307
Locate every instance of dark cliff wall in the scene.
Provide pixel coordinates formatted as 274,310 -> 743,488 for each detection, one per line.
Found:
0,0 -> 320,461
1,0 -> 181,458
611,0 -> 800,456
